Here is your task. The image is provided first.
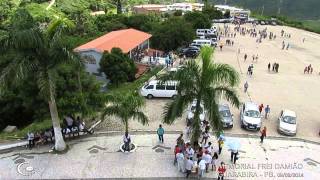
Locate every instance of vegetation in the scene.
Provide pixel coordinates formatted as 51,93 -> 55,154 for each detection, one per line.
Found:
151,17 -> 195,52
101,91 -> 148,133
160,46 -> 240,143
0,9 -> 84,151
99,48 -> 137,86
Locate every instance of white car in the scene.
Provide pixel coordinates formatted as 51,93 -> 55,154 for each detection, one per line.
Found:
240,102 -> 262,131
278,110 -> 297,136
140,80 -> 178,99
186,100 -> 206,125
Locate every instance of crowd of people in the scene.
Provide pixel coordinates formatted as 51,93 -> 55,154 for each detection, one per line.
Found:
173,133 -> 229,179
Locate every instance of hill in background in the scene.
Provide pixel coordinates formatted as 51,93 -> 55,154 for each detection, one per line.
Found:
211,0 -> 320,20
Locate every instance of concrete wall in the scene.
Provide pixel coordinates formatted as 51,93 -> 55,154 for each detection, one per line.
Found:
78,50 -> 105,78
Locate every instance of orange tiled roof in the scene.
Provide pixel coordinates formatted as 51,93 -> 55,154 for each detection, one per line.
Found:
74,28 -> 152,53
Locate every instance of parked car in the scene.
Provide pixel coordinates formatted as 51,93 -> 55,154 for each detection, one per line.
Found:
219,104 -> 233,128
240,102 -> 262,131
278,109 -> 297,136
186,100 -> 206,125
140,80 -> 178,99
184,49 -> 199,58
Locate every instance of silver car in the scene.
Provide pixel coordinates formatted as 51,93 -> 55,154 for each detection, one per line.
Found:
278,109 -> 297,136
219,104 -> 233,128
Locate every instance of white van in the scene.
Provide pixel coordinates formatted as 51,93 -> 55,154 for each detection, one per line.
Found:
140,80 -> 178,99
193,39 -> 212,47
196,29 -> 216,36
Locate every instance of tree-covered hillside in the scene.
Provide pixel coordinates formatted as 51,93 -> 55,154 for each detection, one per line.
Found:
211,0 -> 320,20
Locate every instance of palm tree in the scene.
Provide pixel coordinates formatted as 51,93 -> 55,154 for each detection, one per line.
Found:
0,9 -> 77,151
101,91 -> 148,139
161,46 -> 240,143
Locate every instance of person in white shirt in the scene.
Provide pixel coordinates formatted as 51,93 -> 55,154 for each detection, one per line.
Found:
198,159 -> 206,177
185,145 -> 194,159
204,142 -> 213,155
176,152 -> 185,172
202,151 -> 212,172
185,158 -> 193,178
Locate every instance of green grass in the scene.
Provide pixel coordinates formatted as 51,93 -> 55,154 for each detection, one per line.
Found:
108,66 -> 163,95
0,119 -> 52,141
303,20 -> 320,33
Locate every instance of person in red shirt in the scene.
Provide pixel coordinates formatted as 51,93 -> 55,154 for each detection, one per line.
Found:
217,162 -> 226,180
260,126 -> 267,143
174,145 -> 181,165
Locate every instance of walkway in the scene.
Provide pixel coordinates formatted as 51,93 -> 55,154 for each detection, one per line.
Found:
0,133 -> 319,179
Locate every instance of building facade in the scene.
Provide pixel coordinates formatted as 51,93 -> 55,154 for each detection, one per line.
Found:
74,28 -> 152,81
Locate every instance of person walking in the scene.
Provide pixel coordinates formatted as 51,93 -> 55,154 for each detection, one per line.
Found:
268,62 -> 271,72
174,145 -> 181,165
244,54 -> 248,61
199,159 -> 206,178
231,149 -> 239,164
203,151 -> 212,172
259,104 -> 264,114
157,124 -> 164,143
218,138 -> 224,155
177,133 -> 184,151
244,81 -> 248,93
211,152 -> 219,171
265,105 -> 271,119
260,126 -> 267,143
201,130 -> 210,145
176,151 -> 185,172
217,162 -> 226,180
27,131 -> 35,149
185,157 -> 193,178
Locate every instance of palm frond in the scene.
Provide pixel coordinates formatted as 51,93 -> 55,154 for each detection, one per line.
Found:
207,64 -> 240,86
132,111 -> 149,126
101,105 -> 121,120
200,46 -> 214,70
162,94 -> 193,124
214,86 -> 241,108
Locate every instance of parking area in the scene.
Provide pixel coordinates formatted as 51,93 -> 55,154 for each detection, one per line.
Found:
129,24 -> 320,142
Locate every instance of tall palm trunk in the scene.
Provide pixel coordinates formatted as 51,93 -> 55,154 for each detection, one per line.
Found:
49,85 -> 66,151
124,119 -> 129,133
191,99 -> 202,143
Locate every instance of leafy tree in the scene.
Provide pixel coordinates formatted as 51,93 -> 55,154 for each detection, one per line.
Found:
125,14 -> 160,32
184,11 -> 211,29
160,46 -> 240,143
99,48 -> 137,86
69,10 -> 97,35
0,0 -> 15,22
203,5 -> 223,19
101,91 -> 148,135
0,9 -> 77,151
224,10 -> 231,18
173,10 -> 183,16
151,17 -> 194,52
95,14 -> 127,32
55,63 -> 105,118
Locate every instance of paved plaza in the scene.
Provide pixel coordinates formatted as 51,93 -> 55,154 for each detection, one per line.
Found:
0,133 -> 319,179
119,24 -> 320,143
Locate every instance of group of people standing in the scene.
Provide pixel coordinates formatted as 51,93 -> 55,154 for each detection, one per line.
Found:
268,62 -> 280,73
174,133 -> 228,179
304,64 -> 313,74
